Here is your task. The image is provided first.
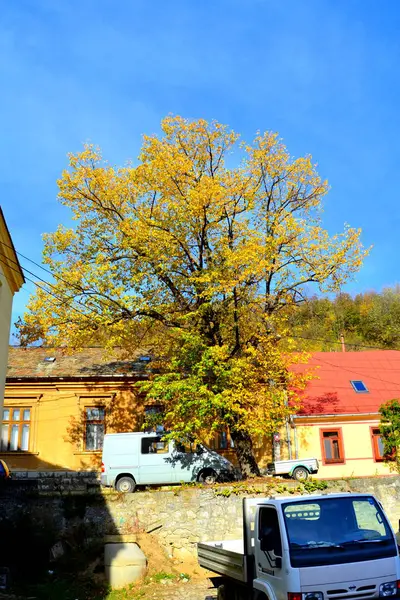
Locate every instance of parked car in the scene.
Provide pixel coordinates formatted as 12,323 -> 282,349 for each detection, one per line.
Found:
0,459 -> 10,481
198,493 -> 399,600
266,457 -> 319,481
101,432 -> 237,492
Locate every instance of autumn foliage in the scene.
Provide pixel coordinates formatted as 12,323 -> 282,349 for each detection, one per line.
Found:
19,116 -> 367,475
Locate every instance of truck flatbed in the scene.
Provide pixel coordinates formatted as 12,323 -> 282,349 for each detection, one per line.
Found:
198,539 -> 245,582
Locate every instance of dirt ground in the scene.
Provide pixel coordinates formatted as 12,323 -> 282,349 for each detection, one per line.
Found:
116,532 -> 219,598
136,579 -> 217,599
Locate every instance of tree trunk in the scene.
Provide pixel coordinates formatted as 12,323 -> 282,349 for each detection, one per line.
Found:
230,429 -> 261,478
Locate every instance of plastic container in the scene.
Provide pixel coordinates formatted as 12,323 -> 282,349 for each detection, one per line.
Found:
104,542 -> 146,589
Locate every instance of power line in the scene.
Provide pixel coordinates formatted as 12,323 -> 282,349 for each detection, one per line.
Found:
315,354 -> 400,389
2,237 -> 400,353
0,270 -> 82,322
0,252 -> 93,321
0,237 -> 126,316
0,248 -> 101,318
286,333 -> 399,352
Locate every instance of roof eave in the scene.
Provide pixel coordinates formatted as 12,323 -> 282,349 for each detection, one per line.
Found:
0,206 -> 25,292
6,374 -> 148,383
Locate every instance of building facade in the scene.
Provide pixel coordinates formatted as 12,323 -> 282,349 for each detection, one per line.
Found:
0,208 -> 24,425
291,351 -> 400,479
3,347 -> 399,479
2,347 -> 148,472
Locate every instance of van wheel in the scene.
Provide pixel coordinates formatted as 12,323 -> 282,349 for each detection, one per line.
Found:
198,469 -> 218,484
116,476 -> 136,493
292,466 -> 309,481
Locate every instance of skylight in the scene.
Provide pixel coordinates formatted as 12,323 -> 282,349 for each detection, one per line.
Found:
350,380 -> 368,393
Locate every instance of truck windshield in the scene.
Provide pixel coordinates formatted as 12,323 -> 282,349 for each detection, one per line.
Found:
282,496 -> 397,568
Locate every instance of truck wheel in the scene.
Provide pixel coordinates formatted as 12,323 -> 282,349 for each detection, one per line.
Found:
292,466 -> 309,481
217,584 -> 226,600
218,582 -> 237,599
115,476 -> 136,493
198,469 -> 218,484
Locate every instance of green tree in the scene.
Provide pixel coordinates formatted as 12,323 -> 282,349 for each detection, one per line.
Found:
379,399 -> 400,470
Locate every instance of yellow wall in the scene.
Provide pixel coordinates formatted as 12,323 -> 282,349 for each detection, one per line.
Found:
0,263 -> 13,418
0,212 -> 24,430
294,416 -> 393,478
1,380 -> 142,472
2,377 -> 391,480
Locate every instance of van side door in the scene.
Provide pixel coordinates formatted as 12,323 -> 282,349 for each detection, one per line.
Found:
255,505 -> 287,600
172,442 -> 203,483
138,436 -> 174,485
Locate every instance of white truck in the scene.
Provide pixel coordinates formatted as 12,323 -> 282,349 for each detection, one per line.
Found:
198,494 -> 400,600
266,458 -> 319,481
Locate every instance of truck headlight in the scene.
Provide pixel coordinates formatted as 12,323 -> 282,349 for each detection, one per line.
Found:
304,593 -> 324,600
379,582 -> 398,597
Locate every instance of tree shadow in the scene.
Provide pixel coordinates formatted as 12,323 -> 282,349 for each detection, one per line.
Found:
299,392 -> 340,415
65,381 -> 143,471
0,455 -> 119,599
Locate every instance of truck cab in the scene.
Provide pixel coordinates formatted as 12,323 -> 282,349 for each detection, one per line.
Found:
198,494 -> 400,600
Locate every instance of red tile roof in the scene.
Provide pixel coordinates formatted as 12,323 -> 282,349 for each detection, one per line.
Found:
297,351 -> 400,416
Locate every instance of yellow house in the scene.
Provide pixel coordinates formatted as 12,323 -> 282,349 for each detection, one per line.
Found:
4,346 -> 399,479
2,347 -> 150,472
289,351 -> 400,479
0,208 -> 24,425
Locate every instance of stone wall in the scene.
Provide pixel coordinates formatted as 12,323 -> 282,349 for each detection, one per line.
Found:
1,475 -> 400,565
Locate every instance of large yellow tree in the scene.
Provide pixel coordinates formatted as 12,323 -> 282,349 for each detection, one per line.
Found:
19,116 -> 367,476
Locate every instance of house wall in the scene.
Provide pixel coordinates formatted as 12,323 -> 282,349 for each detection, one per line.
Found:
3,380 -> 391,479
0,262 -> 13,419
1,380 -> 142,472
294,415 -> 393,478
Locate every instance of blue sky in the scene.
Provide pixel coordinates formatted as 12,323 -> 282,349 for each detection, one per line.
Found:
2,0 -> 400,327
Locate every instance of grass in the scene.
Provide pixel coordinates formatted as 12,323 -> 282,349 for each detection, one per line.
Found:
11,570 -> 191,600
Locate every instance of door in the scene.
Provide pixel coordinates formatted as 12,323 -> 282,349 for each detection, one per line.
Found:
255,506 -> 287,600
171,441 -> 202,483
138,436 -> 174,484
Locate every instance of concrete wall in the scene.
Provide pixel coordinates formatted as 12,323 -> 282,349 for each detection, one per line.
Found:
2,475 -> 400,562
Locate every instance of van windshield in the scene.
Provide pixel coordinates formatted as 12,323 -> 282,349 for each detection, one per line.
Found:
282,496 -> 396,568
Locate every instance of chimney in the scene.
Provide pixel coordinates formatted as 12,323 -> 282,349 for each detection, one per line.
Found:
340,333 -> 346,353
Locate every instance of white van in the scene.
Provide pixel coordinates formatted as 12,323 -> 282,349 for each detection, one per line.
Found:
100,432 -> 237,492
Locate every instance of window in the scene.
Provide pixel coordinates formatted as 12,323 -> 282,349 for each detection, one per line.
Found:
283,497 -> 396,568
371,428 -> 384,461
144,405 -> 164,433
321,429 -> 344,464
211,430 -> 235,450
1,407 -> 31,451
350,380 -> 369,393
141,436 -> 169,454
371,428 -> 394,461
85,407 -> 105,451
259,506 -> 282,557
175,441 -> 203,454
